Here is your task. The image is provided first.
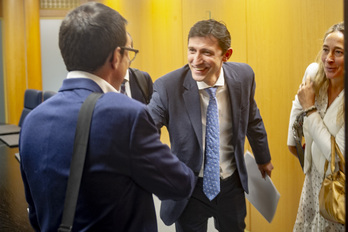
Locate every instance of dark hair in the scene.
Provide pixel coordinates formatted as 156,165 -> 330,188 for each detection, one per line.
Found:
59,2 -> 127,72
127,32 -> 133,48
188,19 -> 231,53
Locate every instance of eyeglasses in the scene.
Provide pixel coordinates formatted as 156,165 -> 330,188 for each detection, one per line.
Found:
120,46 -> 139,63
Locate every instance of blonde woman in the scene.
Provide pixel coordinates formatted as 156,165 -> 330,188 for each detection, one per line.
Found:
287,22 -> 345,231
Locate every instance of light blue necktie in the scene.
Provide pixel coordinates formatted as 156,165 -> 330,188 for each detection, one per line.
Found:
203,87 -> 220,201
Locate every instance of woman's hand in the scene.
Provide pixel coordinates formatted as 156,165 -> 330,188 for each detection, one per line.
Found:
297,75 -> 315,109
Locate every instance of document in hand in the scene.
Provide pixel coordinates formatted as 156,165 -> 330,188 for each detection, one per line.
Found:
244,151 -> 280,223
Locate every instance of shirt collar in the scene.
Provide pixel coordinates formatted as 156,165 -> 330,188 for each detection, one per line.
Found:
196,67 -> 224,90
67,71 -> 119,93
124,69 -> 130,82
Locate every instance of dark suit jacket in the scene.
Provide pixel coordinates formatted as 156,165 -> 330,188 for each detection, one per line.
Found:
128,69 -> 153,104
148,62 -> 271,225
19,78 -> 195,232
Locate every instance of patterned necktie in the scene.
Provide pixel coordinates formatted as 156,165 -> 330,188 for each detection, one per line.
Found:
120,79 -> 127,96
203,87 -> 220,201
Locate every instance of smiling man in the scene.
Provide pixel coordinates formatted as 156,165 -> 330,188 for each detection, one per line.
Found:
148,19 -> 274,232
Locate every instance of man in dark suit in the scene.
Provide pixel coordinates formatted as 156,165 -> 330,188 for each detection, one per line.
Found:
148,19 -> 274,232
122,33 -> 153,104
126,67 -> 153,104
19,3 -> 195,232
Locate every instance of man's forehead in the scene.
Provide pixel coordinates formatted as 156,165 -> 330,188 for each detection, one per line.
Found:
188,36 -> 221,50
188,35 -> 218,44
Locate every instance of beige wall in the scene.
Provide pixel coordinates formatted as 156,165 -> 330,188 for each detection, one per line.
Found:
1,0 -> 344,231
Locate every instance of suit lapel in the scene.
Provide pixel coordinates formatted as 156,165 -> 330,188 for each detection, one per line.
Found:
183,72 -> 203,150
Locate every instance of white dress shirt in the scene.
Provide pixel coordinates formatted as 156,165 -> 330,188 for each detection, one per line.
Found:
197,68 -> 236,179
122,69 -> 132,98
67,71 -> 118,93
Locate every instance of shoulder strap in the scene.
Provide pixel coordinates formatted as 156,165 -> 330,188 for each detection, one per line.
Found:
292,113 -> 305,170
58,92 -> 102,232
323,136 -> 345,179
294,140 -> 304,170
129,68 -> 150,104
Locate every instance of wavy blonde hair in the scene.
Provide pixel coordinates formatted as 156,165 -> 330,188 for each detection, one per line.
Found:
313,22 -> 344,124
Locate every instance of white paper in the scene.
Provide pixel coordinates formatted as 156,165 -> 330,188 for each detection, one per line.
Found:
244,151 -> 280,223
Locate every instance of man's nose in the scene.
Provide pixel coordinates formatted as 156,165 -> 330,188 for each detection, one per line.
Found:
193,53 -> 203,64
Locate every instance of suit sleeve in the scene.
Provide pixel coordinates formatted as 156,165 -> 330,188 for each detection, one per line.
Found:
129,106 -> 195,200
147,78 -> 168,129
245,70 -> 271,165
20,160 -> 40,231
143,72 -> 154,99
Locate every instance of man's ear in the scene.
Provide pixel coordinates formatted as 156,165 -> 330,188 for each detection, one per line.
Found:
110,47 -> 122,69
222,48 -> 233,62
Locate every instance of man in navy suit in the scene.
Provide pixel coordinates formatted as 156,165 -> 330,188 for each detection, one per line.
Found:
148,19 -> 274,232
19,3 -> 195,232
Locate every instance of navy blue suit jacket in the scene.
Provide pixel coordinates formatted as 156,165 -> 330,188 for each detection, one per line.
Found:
19,78 -> 195,232
128,69 -> 153,104
148,62 -> 271,225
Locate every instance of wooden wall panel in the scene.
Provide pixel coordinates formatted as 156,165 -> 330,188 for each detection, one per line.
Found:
2,0 -> 42,124
2,0 -> 26,124
182,0 -> 247,63
0,0 -> 2,18
106,0 -> 184,81
25,0 -> 42,90
106,0 -> 185,146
